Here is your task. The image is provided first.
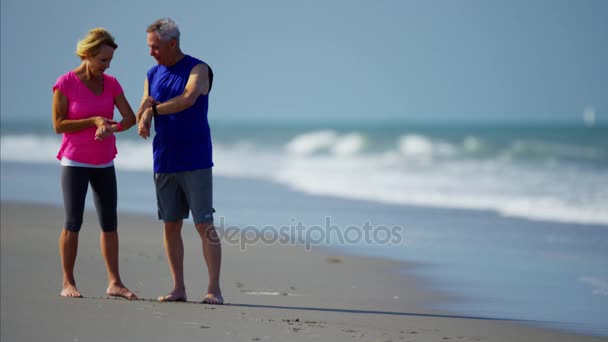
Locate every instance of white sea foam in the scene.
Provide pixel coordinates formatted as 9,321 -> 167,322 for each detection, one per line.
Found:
0,135 -> 60,163
284,130 -> 338,156
2,132 -> 608,225
398,134 -> 434,158
463,136 -> 482,152
397,134 -> 457,165
331,133 -> 365,156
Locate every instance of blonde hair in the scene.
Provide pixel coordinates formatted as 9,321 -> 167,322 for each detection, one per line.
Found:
75,28 -> 118,59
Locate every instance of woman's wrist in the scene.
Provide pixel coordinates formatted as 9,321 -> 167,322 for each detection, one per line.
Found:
115,122 -> 123,132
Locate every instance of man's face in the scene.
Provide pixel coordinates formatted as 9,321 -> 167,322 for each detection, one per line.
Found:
147,32 -> 173,65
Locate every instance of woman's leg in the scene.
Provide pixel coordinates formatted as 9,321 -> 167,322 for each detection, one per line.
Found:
90,166 -> 138,300
59,166 -> 88,297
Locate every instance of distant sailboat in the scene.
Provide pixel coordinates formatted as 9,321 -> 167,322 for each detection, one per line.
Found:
583,106 -> 596,127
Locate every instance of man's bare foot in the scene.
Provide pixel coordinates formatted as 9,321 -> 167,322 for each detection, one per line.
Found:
60,285 -> 82,298
157,290 -> 187,302
107,285 -> 139,300
202,293 -> 224,305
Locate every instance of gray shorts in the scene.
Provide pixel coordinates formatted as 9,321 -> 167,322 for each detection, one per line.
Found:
154,167 -> 214,224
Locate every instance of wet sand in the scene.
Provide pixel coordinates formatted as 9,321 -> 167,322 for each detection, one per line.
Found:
1,201 -> 604,342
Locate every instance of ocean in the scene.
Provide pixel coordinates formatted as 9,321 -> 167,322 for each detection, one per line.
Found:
1,118 -> 607,335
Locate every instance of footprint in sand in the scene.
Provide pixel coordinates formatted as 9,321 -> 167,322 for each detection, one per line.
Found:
326,256 -> 342,263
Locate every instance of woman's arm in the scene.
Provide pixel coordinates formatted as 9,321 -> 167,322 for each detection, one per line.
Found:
95,92 -> 138,140
52,89 -> 113,134
113,92 -> 137,131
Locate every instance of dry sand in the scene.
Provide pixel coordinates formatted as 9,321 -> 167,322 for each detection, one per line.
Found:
1,201 -> 604,341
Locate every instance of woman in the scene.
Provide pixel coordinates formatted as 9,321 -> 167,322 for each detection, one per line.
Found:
52,28 -> 138,300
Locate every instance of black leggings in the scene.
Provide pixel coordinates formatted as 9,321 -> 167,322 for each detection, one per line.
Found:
61,166 -> 117,232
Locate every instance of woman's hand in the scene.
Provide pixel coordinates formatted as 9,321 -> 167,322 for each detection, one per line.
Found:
94,117 -> 117,141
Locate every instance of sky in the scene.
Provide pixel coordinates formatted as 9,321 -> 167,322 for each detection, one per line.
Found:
1,0 -> 607,125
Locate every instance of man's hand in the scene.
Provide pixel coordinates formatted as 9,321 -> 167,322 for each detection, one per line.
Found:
138,107 -> 153,139
137,96 -> 157,120
140,96 -> 156,112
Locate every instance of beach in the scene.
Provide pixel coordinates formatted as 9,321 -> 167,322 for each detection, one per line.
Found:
3,0 -> 608,338
1,201 -> 605,342
1,120 -> 607,339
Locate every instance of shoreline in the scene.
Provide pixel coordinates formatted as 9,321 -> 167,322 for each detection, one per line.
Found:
2,201 -> 605,341
2,160 -> 608,336
3,160 -> 608,229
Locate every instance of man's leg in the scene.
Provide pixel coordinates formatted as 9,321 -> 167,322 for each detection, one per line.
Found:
158,220 -> 187,301
196,221 -> 223,304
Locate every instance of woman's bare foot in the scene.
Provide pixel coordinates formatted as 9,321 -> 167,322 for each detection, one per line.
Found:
60,285 -> 82,298
202,293 -> 224,305
157,290 -> 187,302
107,285 -> 139,300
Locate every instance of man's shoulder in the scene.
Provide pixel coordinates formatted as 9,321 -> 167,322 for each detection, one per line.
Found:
147,64 -> 162,73
185,55 -> 210,69
146,64 -> 163,78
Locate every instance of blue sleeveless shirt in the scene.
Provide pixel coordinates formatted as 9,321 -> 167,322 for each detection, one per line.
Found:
148,55 -> 213,173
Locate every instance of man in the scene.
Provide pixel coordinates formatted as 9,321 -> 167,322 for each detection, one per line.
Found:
138,17 -> 222,304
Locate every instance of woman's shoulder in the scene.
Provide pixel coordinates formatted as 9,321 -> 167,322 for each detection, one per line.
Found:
53,70 -> 78,92
103,73 -> 122,87
103,73 -> 123,94
103,73 -> 119,83
55,70 -> 77,83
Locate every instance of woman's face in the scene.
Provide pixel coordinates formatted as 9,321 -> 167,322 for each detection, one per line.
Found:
87,44 -> 115,75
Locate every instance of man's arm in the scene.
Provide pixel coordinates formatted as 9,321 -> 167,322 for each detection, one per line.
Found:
137,78 -> 156,139
137,78 -> 152,122
152,63 -> 210,116
138,63 -> 210,139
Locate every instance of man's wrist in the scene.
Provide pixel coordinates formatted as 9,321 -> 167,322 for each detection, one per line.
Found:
152,103 -> 159,116
143,107 -> 153,118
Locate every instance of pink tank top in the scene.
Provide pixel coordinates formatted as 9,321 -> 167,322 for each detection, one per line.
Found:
53,71 -> 123,164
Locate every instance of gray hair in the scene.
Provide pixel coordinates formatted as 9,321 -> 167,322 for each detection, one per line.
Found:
147,17 -> 180,43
